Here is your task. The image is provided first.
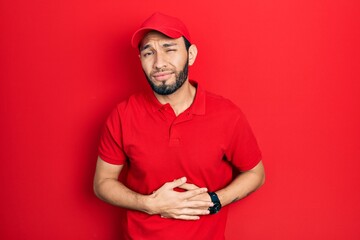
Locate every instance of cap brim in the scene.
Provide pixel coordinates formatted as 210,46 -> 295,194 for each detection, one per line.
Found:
131,27 -> 183,48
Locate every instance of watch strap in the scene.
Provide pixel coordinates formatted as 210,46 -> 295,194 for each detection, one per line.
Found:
208,192 -> 222,214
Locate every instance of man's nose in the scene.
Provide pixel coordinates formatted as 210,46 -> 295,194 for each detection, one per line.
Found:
154,52 -> 167,70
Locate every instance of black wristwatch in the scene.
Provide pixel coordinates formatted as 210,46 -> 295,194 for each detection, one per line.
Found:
208,192 -> 222,214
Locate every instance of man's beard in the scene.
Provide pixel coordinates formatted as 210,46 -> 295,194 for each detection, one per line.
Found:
145,61 -> 189,96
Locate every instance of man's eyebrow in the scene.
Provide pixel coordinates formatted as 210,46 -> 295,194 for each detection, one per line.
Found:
140,44 -> 151,52
162,42 -> 177,48
140,42 -> 177,51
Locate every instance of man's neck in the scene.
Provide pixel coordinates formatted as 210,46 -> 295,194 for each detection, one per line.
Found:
154,80 -> 196,116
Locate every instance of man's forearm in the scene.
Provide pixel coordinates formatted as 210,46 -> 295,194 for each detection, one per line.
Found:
216,161 -> 265,207
94,178 -> 150,213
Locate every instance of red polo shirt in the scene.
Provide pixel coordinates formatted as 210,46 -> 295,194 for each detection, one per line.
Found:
98,81 -> 262,240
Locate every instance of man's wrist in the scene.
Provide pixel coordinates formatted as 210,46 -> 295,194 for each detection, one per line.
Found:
139,193 -> 157,215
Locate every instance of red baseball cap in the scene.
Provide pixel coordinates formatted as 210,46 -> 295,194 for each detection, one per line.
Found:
131,12 -> 192,48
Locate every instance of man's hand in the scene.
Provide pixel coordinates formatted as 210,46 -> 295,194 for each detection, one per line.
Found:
145,177 -> 213,220
178,182 -> 212,205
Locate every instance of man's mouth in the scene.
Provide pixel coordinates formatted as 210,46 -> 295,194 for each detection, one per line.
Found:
152,71 -> 174,81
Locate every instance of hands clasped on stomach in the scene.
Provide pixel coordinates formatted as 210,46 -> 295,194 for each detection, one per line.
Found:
145,177 -> 213,220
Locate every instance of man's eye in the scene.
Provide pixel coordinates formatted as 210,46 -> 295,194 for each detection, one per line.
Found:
143,52 -> 153,57
166,49 -> 176,52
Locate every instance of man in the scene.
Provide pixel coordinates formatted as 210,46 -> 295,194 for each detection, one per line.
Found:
94,12 -> 265,239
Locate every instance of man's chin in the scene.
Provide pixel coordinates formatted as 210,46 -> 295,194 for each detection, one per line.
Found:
152,85 -> 177,95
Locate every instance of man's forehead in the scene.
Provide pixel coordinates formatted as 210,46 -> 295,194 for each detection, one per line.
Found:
140,31 -> 183,48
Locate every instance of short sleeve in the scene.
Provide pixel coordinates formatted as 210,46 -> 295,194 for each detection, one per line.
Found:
98,106 -> 127,165
225,111 -> 262,171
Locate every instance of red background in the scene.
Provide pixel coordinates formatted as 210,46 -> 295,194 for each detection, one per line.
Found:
1,0 -> 360,239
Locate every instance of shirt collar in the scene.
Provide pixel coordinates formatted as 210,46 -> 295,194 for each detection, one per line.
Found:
146,80 -> 206,115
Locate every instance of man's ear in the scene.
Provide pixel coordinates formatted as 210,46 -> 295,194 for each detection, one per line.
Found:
188,44 -> 198,66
